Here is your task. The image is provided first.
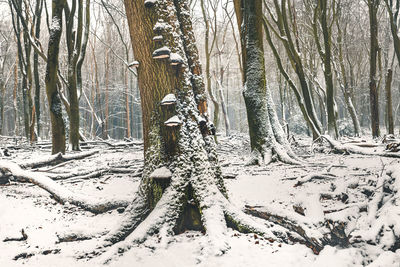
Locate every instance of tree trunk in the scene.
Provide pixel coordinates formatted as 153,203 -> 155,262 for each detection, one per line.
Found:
90,1 -> 286,259
104,49 -> 110,139
45,0 -> 66,154
262,0 -> 322,139
200,0 -> 220,135
369,0 -> 380,138
124,68 -> 131,138
316,0 -> 338,138
234,0 -> 300,165
33,0 -> 43,139
385,68 -> 394,134
64,0 -> 90,150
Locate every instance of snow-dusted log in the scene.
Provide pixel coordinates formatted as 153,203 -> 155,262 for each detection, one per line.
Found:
320,135 -> 400,158
0,161 -> 130,213
21,150 -> 99,169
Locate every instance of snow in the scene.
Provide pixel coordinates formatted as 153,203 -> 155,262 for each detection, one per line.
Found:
49,17 -> 61,32
1,135 -> 400,266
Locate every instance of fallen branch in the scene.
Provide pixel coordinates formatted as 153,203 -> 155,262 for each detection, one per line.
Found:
0,161 -> 130,213
3,229 -> 28,242
294,173 -> 337,187
320,135 -> 400,158
21,150 -> 99,169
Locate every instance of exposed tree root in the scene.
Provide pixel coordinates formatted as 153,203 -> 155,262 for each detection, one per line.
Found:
350,166 -> 400,251
320,135 -> 400,158
244,206 -> 324,253
294,173 -> 337,187
0,161 -> 130,213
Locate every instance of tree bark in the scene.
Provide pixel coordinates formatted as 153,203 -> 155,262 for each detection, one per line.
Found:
313,0 -> 338,138
385,68 -> 394,134
45,0 -> 66,154
234,0 -> 300,164
368,0 -> 380,138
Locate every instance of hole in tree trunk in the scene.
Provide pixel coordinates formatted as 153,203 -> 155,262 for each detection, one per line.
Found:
173,183 -> 204,234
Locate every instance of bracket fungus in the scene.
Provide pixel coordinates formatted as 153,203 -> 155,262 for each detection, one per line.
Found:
160,94 -> 177,106
128,61 -> 139,68
149,166 -> 172,180
169,53 -> 184,66
152,46 -> 171,59
153,35 -> 163,42
164,115 -> 182,127
144,0 -> 156,8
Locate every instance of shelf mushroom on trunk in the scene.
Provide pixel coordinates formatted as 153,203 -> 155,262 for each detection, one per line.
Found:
170,53 -> 184,66
160,94 -> 177,106
150,166 -> 172,189
152,46 -> 171,59
164,115 -> 182,127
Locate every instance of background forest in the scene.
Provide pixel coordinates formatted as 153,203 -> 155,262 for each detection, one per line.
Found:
1,0 -> 399,143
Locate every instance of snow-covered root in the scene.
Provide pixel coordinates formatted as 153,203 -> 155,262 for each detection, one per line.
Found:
101,193 -> 149,246
246,141 -> 301,166
20,150 -> 99,169
320,135 -> 400,158
352,165 -> 400,251
244,205 -> 325,254
96,172 -> 188,264
271,139 -> 302,165
0,161 -> 130,213
191,173 -> 230,255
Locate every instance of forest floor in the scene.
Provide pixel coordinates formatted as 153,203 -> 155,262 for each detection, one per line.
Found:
0,133 -> 399,267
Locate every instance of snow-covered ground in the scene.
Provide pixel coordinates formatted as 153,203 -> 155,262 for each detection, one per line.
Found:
1,135 -> 400,266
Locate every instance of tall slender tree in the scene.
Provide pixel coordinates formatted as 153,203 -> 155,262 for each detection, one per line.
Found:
45,0 -> 66,154
368,0 -> 381,138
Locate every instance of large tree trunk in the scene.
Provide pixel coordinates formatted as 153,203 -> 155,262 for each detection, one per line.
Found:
234,0 -> 300,165
88,1 -> 290,261
45,0 -> 66,154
